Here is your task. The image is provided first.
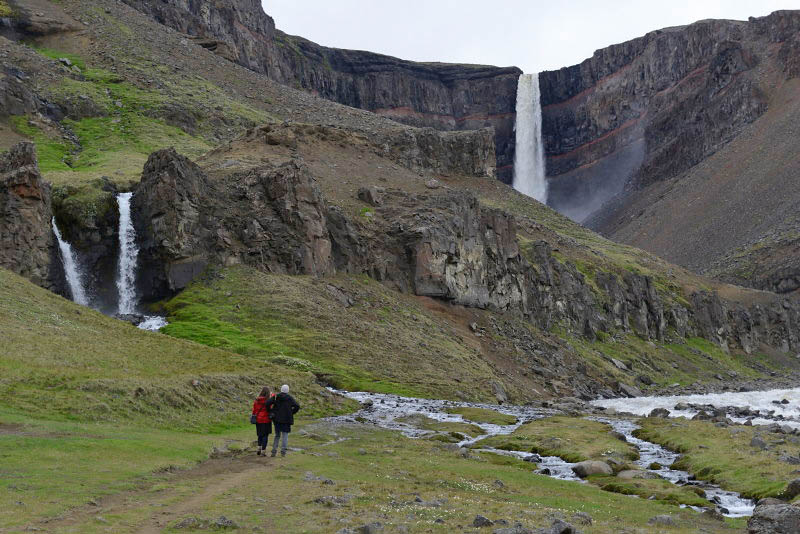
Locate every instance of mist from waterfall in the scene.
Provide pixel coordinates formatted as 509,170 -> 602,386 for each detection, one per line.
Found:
513,73 -> 548,204
115,192 -> 139,315
52,218 -> 89,306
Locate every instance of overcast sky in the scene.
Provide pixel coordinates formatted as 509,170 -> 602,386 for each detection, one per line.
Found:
265,1 -> 799,72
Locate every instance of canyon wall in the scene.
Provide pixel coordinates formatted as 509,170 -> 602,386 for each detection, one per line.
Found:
119,0 -> 521,183
540,10 -> 800,221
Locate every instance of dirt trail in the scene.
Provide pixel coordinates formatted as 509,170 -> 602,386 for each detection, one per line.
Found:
22,454 -> 274,534
135,457 -> 268,534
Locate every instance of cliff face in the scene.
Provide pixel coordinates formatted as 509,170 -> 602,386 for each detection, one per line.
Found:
120,0 -> 521,183
540,11 -> 800,221
0,142 -> 58,291
129,141 -> 800,361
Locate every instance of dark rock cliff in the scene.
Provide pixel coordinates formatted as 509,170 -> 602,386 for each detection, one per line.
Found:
0,142 -> 59,291
130,145 -> 800,362
540,11 -> 800,221
119,0 -> 521,183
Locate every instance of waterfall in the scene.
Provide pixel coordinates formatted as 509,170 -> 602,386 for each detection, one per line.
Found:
513,73 -> 548,204
52,218 -> 89,306
115,192 -> 139,315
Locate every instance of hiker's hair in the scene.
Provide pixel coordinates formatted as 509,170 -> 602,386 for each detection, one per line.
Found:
259,386 -> 271,397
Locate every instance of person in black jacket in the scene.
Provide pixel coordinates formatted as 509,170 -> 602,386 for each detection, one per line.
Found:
265,384 -> 300,457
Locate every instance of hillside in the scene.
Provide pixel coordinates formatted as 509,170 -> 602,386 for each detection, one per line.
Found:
2,0 -> 800,532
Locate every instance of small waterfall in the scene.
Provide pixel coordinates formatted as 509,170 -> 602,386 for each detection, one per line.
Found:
513,73 -> 548,204
52,218 -> 89,306
115,192 -> 139,315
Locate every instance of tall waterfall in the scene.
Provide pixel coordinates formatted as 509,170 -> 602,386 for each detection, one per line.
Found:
52,218 -> 89,306
115,192 -> 139,315
513,73 -> 548,204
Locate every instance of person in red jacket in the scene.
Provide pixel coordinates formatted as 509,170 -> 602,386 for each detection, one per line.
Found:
252,386 -> 274,455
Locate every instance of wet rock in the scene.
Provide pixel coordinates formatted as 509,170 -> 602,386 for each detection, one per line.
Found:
649,408 -> 670,418
618,383 -> 643,398
747,504 -> 800,533
572,460 -> 612,478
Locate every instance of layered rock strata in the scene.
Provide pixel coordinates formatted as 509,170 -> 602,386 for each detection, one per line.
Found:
119,0 -> 520,182
538,12 -> 800,220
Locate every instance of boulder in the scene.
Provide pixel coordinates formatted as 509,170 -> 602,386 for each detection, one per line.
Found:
781,479 -> 800,500
748,504 -> 800,534
571,461 -> 613,478
549,519 -> 576,534
357,186 -> 384,207
473,515 -> 494,528
618,383 -> 643,398
649,408 -> 670,418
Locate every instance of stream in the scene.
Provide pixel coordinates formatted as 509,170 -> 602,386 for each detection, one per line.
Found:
331,390 -> 756,517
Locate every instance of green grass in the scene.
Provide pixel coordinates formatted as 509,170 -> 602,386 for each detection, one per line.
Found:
0,413 -> 227,529
161,266 -> 509,402
635,418 -> 795,499
139,425 -> 742,534
474,416 -> 638,464
594,476 -> 711,508
0,268 -> 352,429
446,407 -> 517,426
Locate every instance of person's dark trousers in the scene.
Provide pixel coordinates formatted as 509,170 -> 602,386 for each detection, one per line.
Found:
272,423 -> 291,456
256,422 -> 271,449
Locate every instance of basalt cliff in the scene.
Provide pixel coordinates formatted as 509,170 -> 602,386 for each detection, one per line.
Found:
120,0 -> 521,183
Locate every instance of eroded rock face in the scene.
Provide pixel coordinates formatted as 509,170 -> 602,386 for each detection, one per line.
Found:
132,150 -> 335,301
541,12 -> 800,220
120,0 -> 519,182
132,149 -> 215,300
0,142 -> 57,290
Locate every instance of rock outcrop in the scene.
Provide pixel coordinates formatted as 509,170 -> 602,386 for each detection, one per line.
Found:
120,0 -> 520,182
541,11 -> 800,221
0,142 -> 57,290
129,144 -> 800,365
747,503 -> 800,534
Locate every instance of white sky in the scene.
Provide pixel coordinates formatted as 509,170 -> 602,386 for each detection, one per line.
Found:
265,1 -> 800,72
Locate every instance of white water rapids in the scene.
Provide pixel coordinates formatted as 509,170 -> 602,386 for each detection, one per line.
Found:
593,387 -> 800,428
332,390 -> 758,517
52,218 -> 89,306
513,73 -> 548,203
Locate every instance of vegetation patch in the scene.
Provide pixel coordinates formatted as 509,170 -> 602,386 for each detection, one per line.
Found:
446,407 -> 517,426
594,476 -> 711,508
396,414 -> 485,437
474,416 -> 638,463
635,418 -> 794,499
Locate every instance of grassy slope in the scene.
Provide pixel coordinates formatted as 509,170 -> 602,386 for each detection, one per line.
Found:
0,267 -> 353,527
636,417 -> 800,500
161,266 -> 502,402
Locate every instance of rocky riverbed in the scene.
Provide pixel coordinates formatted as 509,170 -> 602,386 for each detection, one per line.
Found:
331,390 -> 756,518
